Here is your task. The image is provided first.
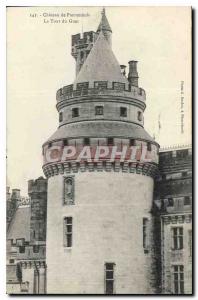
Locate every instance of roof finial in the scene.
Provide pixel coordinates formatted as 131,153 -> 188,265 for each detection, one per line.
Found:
97,7 -> 112,33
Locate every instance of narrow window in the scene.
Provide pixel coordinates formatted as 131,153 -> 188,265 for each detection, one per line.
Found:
173,265 -> 184,294
143,218 -> 149,251
147,142 -> 152,151
105,263 -> 115,294
9,259 -> 15,264
172,227 -> 183,250
107,137 -> 114,146
72,107 -> 79,118
184,196 -> 190,205
59,112 -> 63,122
95,106 -> 104,115
84,138 -> 90,146
64,217 -> 73,247
64,177 -> 75,205
138,111 -> 143,121
120,107 -> 127,117
168,198 -> 174,207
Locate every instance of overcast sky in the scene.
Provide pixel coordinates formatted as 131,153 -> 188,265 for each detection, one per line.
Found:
7,6 -> 191,195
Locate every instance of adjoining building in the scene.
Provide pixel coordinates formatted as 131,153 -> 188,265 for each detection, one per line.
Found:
6,177 -> 47,294
154,145 -> 192,294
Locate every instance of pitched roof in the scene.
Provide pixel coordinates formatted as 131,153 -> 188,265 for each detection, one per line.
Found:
97,8 -> 112,33
7,205 -> 31,242
74,31 -> 128,86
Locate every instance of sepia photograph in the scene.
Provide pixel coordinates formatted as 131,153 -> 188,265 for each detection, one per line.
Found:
6,5 -> 192,295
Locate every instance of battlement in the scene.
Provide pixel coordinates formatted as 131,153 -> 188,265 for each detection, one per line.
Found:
159,144 -> 192,152
56,82 -> 146,103
28,177 -> 47,194
7,239 -> 46,261
71,31 -> 97,47
159,147 -> 192,168
71,31 -> 98,74
154,195 -> 192,215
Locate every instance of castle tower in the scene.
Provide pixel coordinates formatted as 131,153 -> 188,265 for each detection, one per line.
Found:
71,30 -> 98,75
43,10 -> 159,294
28,177 -> 47,243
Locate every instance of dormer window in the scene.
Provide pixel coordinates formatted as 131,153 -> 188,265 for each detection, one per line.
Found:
72,108 -> 79,118
95,106 -> 103,115
120,107 -> 127,117
59,112 -> 63,122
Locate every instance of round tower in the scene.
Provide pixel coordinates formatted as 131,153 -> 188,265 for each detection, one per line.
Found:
43,10 -> 159,294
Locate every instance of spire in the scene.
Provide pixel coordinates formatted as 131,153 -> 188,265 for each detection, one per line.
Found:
74,31 -> 128,86
97,8 -> 112,47
97,8 -> 112,33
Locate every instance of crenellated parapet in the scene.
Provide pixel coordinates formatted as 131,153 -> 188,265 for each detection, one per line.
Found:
28,177 -> 47,194
71,31 -> 98,75
56,82 -> 146,105
7,239 -> 46,261
20,260 -> 46,269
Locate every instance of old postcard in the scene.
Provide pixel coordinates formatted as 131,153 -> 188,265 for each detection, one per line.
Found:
6,6 -> 192,295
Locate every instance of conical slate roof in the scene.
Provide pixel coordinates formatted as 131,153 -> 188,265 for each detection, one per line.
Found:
7,205 -> 31,242
47,121 -> 155,143
74,31 -> 128,85
97,8 -> 112,33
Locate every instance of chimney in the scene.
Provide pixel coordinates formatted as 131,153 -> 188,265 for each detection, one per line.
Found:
128,60 -> 139,87
120,65 -> 126,76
